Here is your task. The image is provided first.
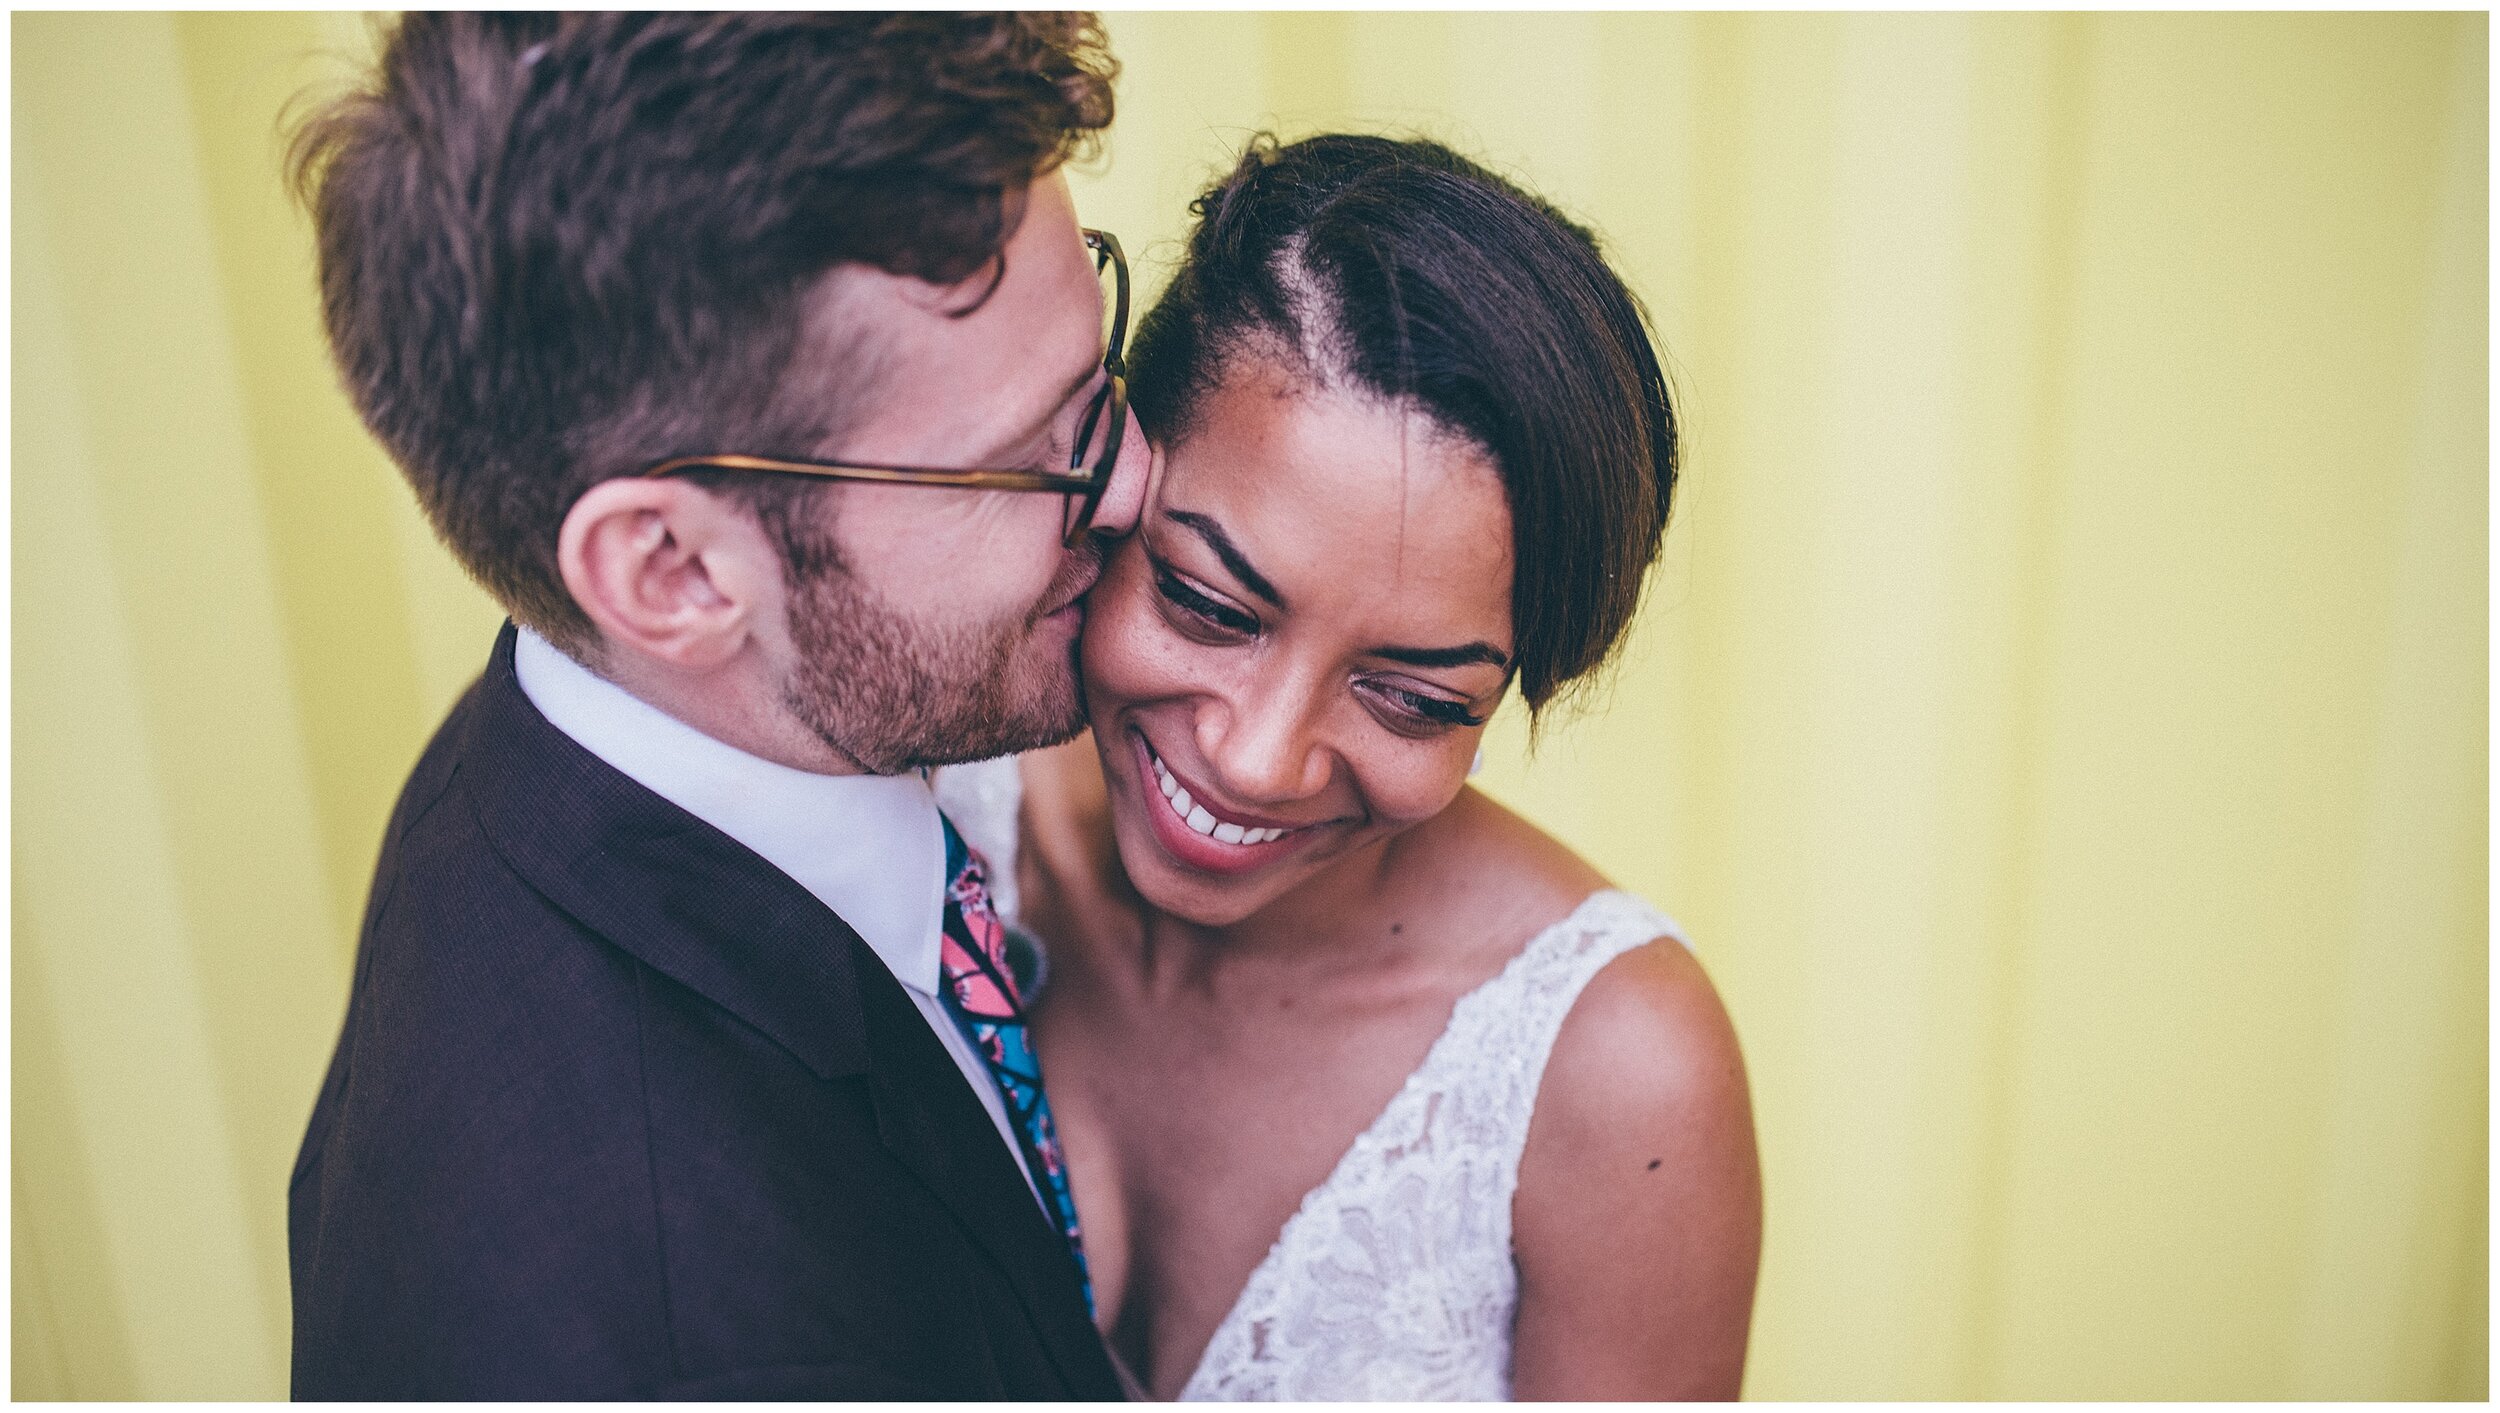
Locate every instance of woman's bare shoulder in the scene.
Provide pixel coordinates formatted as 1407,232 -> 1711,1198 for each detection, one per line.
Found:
1507,908 -> 1760,1397
1542,933 -> 1748,1134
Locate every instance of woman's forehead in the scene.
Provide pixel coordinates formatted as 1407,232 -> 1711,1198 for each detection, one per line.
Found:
1158,366 -> 1514,637
1166,357 -> 1495,503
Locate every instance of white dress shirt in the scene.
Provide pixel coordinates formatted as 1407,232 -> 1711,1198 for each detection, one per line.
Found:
513,627 -> 1038,1204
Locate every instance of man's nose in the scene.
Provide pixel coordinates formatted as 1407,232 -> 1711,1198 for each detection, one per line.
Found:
1086,417 -> 1158,539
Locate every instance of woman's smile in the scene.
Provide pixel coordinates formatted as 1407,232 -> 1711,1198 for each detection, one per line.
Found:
1128,728 -> 1335,877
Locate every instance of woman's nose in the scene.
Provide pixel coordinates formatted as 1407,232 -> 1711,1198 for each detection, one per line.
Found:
1200,678 -> 1331,806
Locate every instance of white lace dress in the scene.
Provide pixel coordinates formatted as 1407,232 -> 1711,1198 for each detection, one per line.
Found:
933,758 -> 1689,1402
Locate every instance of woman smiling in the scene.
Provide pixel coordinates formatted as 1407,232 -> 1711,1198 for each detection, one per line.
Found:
941,133 -> 1761,1401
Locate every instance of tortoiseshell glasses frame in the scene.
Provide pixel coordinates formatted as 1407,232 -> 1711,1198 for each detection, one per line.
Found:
642,229 -> 1131,546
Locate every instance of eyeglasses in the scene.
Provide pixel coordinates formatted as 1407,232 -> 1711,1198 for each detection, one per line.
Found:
643,229 -> 1131,546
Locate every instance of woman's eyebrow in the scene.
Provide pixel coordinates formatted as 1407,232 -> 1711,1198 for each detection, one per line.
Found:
1161,508 -> 1510,670
1163,509 -> 1284,608
1371,642 -> 1511,670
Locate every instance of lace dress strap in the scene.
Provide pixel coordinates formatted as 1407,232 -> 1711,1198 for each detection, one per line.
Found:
1440,890 -> 1688,1190
1181,888 -> 1687,1401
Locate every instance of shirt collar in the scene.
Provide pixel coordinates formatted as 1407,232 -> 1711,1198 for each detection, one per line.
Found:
512,627 -> 946,996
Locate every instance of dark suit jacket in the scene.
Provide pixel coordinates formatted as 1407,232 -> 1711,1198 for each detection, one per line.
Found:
289,625 -> 1120,1399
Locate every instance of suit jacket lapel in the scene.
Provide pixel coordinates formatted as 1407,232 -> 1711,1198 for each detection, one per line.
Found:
460,626 -> 1116,1395
465,628 -> 870,1080
852,959 -> 1117,1396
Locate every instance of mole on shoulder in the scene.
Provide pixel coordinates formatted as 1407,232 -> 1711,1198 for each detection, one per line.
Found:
1646,1159 -> 1662,1171
1391,922 -> 1403,935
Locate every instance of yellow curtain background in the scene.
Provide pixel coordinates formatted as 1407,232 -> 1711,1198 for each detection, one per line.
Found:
13,11 -> 2486,1400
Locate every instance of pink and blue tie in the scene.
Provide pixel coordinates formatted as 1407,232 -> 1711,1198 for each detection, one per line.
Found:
935,814 -> 1092,1313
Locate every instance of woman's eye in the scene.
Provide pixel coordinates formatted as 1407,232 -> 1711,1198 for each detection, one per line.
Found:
1153,565 -> 1259,636
1363,680 -> 1487,732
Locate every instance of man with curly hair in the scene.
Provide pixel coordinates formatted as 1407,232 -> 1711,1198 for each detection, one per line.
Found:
286,14 -> 1148,1397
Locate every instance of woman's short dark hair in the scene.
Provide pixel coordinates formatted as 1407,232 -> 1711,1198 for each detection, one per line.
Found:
1129,134 -> 1678,716
289,12 -> 1116,651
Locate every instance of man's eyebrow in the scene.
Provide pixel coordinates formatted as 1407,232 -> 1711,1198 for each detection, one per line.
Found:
1371,642 -> 1512,671
1164,509 -> 1284,608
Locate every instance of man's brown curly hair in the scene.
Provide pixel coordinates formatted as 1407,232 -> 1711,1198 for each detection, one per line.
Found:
290,13 -> 1117,651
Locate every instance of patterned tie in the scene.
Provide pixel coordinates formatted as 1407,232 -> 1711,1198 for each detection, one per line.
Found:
935,813 -> 1092,1313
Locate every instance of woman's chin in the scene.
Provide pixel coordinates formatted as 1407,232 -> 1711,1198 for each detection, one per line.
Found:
1107,811 -> 1275,927
1093,790 -> 1307,929
1148,882 -> 1268,930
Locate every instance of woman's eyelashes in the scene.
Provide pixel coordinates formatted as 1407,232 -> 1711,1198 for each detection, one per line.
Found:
1147,554 -> 1490,733
1360,680 -> 1489,732
1152,562 -> 1260,636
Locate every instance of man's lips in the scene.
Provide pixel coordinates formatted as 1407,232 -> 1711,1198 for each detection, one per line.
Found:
1038,552 -> 1104,620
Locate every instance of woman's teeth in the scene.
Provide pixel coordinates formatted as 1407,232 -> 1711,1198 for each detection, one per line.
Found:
1151,753 -> 1287,845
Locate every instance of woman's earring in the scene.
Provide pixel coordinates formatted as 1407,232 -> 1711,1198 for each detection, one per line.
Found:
1470,747 -> 1485,777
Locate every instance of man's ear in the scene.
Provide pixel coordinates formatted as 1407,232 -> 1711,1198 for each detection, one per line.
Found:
557,477 -> 783,672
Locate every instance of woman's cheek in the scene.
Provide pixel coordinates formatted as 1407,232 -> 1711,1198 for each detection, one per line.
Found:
1080,551 -> 1174,709
1339,722 -> 1479,832
1369,760 -> 1468,832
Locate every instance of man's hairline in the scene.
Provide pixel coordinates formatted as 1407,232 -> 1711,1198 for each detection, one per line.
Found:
784,246 -> 1101,472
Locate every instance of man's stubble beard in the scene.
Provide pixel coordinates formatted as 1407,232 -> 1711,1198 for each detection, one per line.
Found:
779,542 -> 1099,775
